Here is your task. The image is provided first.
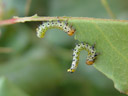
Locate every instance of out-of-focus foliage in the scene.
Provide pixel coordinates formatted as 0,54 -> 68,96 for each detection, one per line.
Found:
0,77 -> 29,96
0,0 -> 128,96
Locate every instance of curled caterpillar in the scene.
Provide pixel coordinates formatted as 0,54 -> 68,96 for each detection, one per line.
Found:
36,20 -> 76,38
67,42 -> 98,73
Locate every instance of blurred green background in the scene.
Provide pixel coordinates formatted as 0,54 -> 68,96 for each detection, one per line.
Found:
0,0 -> 128,96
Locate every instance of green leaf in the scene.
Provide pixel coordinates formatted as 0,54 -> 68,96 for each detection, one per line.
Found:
71,18 -> 128,94
0,77 -> 30,96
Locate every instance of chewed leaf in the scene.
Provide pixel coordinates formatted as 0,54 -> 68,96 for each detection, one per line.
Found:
71,18 -> 128,94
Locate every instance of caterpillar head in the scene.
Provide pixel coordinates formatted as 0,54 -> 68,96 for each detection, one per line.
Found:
67,29 -> 76,36
86,60 -> 94,65
67,69 -> 75,73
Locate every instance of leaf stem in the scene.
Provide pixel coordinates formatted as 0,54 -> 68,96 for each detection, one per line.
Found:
0,15 -> 128,27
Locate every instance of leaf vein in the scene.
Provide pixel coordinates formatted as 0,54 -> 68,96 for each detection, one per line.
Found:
92,22 -> 128,63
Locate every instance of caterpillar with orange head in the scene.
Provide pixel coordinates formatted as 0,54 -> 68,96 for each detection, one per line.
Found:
67,42 -> 98,73
36,20 -> 76,38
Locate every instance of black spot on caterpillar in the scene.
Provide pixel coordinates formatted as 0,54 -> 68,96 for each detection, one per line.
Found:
36,20 -> 76,38
67,42 -> 98,73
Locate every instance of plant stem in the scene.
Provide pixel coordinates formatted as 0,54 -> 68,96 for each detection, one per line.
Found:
0,15 -> 128,27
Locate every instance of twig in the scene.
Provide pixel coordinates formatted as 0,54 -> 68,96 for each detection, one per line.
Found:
0,14 -> 128,27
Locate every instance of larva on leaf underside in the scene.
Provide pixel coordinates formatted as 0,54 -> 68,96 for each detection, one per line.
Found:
67,42 -> 98,73
36,20 -> 76,38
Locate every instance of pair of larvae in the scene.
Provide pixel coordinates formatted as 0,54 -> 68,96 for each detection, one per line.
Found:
36,20 -> 98,73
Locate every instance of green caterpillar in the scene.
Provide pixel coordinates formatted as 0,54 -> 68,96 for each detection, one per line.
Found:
36,20 -> 76,38
67,42 -> 98,73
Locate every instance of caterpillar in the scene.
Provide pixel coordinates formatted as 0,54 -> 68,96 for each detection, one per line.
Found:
67,42 -> 98,73
36,20 -> 76,38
